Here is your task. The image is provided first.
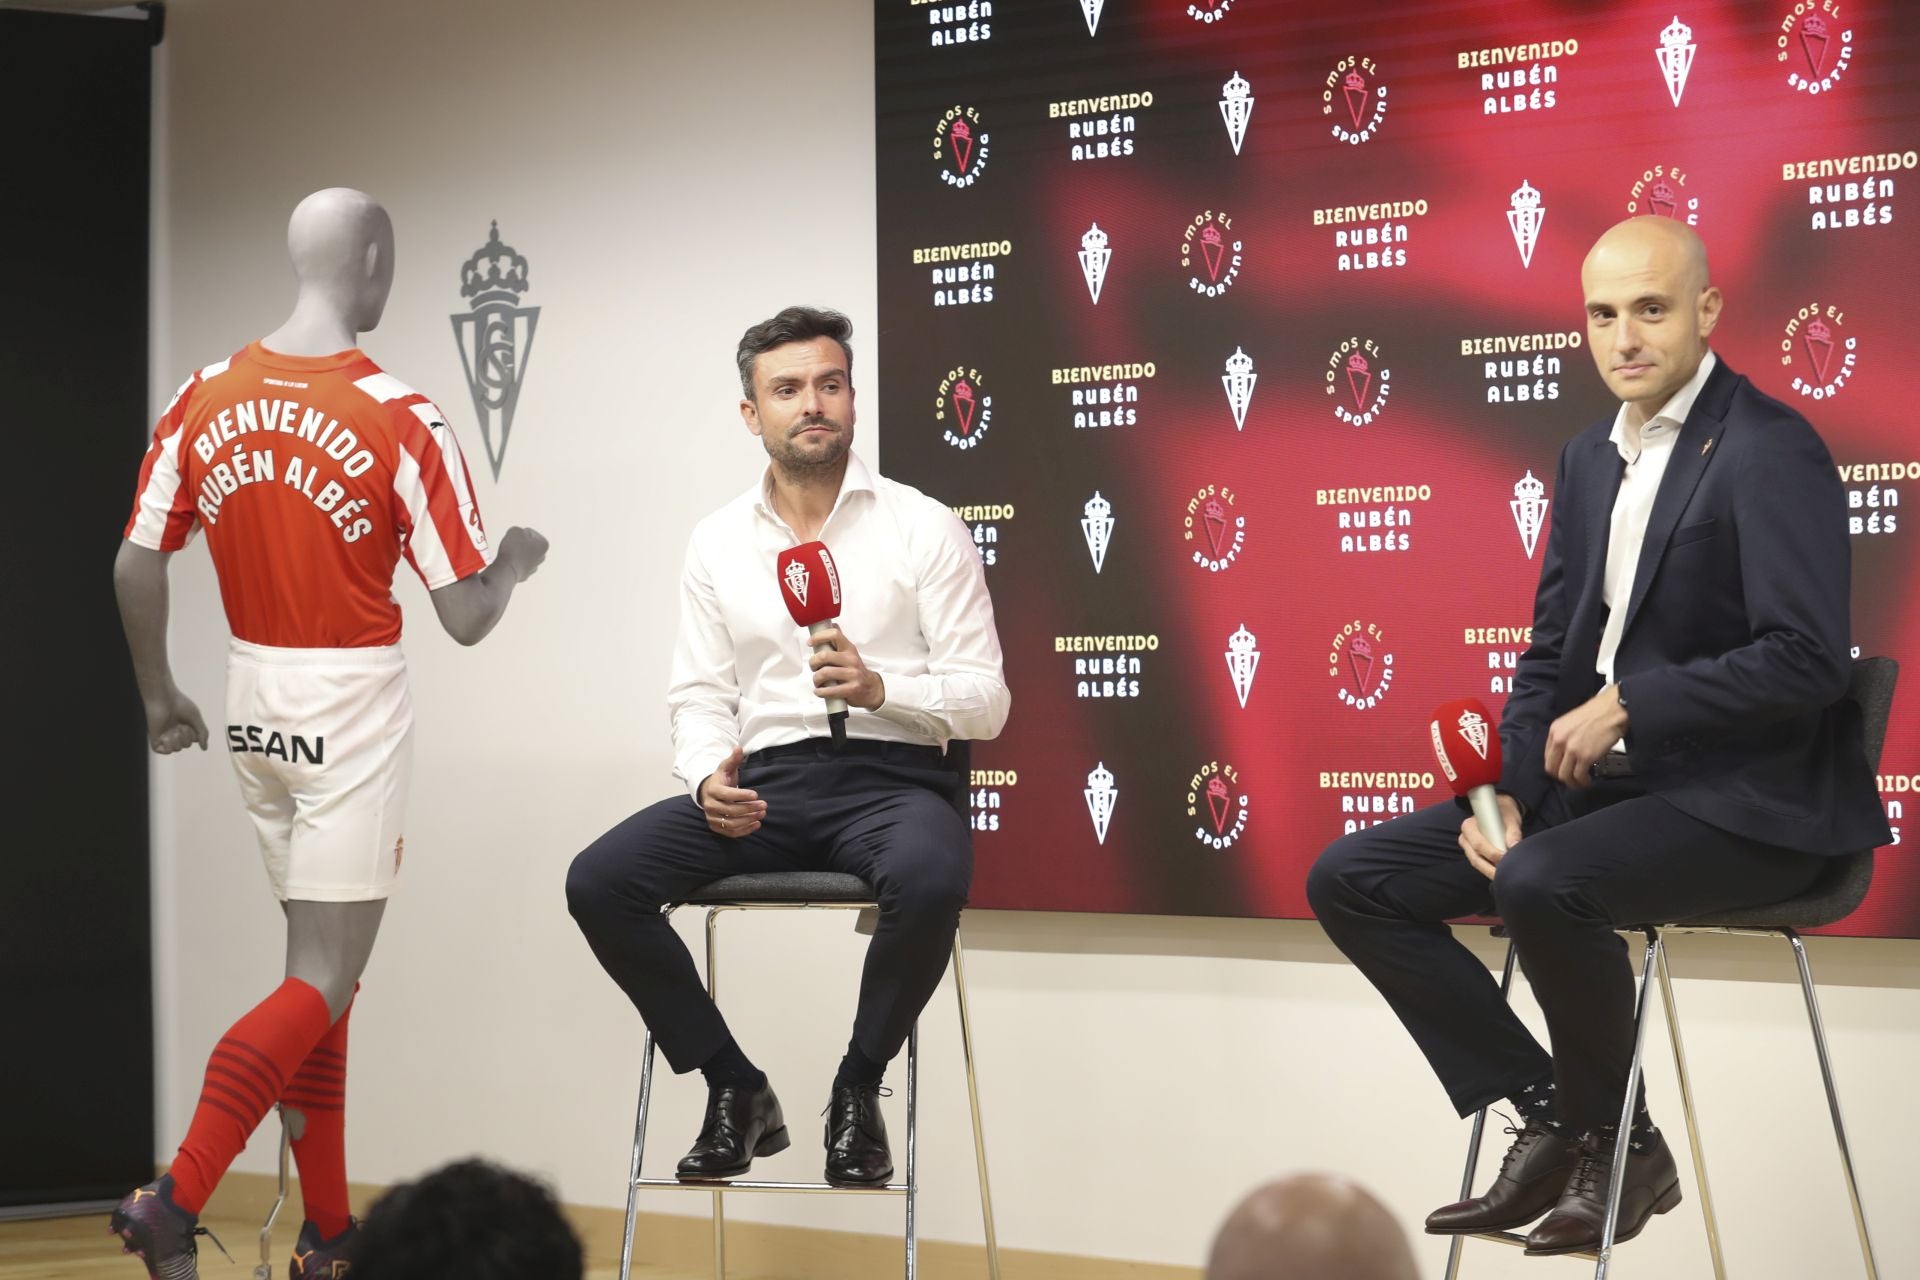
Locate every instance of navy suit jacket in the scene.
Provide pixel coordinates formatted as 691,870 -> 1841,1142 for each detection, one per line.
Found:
1497,357 -> 1890,855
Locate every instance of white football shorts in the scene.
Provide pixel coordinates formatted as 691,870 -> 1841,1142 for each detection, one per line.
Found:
225,638 -> 413,902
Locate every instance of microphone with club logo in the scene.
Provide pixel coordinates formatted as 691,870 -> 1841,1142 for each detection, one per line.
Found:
776,540 -> 848,745
1428,698 -> 1506,853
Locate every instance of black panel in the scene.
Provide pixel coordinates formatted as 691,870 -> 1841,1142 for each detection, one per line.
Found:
0,8 -> 155,1208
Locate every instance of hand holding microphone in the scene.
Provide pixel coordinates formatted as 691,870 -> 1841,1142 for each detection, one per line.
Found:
1428,698 -> 1522,880
778,541 -> 883,744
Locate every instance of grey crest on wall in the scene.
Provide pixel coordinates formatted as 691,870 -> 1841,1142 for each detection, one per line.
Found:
451,221 -> 539,479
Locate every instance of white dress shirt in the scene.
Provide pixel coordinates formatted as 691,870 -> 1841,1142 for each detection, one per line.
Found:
668,449 -> 1010,800
1596,350 -> 1716,746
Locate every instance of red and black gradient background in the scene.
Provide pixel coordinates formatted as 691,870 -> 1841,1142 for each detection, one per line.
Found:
875,0 -> 1920,936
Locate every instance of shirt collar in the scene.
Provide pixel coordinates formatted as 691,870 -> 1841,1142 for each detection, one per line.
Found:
1610,350 -> 1716,462
751,449 -> 877,532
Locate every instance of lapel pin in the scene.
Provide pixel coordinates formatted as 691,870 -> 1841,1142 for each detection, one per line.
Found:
1701,437 -> 1713,456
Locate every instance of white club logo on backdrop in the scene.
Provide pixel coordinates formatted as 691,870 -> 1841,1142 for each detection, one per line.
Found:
1507,180 -> 1545,268
1226,624 -> 1261,708
1220,71 -> 1254,154
1081,0 -> 1105,36
451,221 -> 540,480
1511,470 -> 1549,558
1085,762 -> 1117,843
1082,491 -> 1115,572
783,560 -> 810,607
1222,347 -> 1257,430
1079,223 -> 1112,303
1657,16 -> 1697,106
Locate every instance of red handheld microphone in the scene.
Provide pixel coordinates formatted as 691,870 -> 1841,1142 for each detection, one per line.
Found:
777,541 -> 848,743
1428,698 -> 1506,852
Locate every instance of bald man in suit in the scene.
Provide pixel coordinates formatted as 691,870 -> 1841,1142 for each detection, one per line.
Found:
1308,218 -> 1888,1256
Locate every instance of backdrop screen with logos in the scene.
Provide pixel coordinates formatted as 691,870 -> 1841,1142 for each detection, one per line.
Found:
874,0 -> 1920,936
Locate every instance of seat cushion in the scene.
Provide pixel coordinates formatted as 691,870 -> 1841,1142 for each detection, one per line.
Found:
1670,850 -> 1874,930
680,872 -> 877,904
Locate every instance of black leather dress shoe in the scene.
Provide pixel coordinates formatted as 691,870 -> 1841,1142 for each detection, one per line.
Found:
675,1080 -> 788,1180
823,1083 -> 893,1187
1425,1120 -> 1581,1235
1524,1130 -> 1682,1256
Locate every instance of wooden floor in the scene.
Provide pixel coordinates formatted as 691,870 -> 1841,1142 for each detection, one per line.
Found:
0,1174 -> 1200,1280
0,1211 -> 689,1280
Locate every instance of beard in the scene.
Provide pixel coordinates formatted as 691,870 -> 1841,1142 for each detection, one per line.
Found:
765,414 -> 852,473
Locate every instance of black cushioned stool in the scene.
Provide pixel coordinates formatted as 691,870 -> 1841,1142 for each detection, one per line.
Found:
615,749 -> 1002,1280
1446,656 -> 1896,1280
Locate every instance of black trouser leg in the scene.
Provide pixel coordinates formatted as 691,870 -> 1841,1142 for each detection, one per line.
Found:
1307,801 -> 1554,1116
565,795 -> 797,1072
1490,790 -> 1824,1134
818,761 -> 972,1063
565,748 -> 972,1074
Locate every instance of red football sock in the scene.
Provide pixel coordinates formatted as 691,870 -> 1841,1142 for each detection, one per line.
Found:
167,978 -> 333,1215
284,992 -> 355,1238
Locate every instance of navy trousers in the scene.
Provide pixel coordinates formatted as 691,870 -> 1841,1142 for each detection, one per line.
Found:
567,740 -> 971,1074
1306,781 -> 1825,1134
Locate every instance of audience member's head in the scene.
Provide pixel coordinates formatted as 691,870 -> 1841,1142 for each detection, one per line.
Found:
1206,1172 -> 1421,1280
350,1158 -> 584,1280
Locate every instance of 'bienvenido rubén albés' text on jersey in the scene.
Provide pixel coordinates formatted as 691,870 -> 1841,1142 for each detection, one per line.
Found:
125,342 -> 493,647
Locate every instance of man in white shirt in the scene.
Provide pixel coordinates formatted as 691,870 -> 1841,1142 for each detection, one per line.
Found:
1307,218 -> 1887,1255
568,307 -> 1009,1187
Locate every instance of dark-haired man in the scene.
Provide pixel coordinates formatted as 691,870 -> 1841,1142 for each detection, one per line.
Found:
568,306 -> 1009,1186
352,1159 -> 583,1280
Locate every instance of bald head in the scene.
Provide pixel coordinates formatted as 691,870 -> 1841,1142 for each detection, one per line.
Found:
286,187 -> 396,333
1206,1174 -> 1421,1280
1580,217 -> 1722,418
1583,216 -> 1710,298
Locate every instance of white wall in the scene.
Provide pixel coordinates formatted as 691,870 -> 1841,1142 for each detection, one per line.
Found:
147,2 -> 1920,1275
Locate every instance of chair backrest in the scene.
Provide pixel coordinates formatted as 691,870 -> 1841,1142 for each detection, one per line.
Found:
1850,655 -> 1898,772
1671,656 -> 1896,931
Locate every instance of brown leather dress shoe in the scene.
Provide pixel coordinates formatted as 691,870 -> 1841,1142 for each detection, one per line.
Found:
1426,1119 -> 1581,1235
1524,1130 -> 1682,1256
676,1080 -> 789,1180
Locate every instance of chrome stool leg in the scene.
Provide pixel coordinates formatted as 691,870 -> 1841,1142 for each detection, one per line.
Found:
1788,931 -> 1880,1279
951,934 -> 1002,1280
617,894 -> 988,1278
904,1021 -> 920,1279
253,1109 -> 291,1280
1655,939 -> 1726,1279
619,1033 -> 658,1280
1443,941 -> 1520,1280
1594,929 -> 1663,1280
706,907 -> 726,1280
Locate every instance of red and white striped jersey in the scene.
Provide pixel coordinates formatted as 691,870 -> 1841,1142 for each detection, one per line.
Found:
125,342 -> 494,648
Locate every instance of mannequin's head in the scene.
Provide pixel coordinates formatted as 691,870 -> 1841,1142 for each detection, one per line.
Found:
286,188 -> 396,335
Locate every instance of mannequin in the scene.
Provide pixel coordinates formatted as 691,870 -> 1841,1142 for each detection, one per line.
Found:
110,188 -> 547,1280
